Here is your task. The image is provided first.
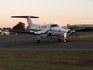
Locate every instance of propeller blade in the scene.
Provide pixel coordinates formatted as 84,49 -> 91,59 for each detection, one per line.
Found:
74,32 -> 78,36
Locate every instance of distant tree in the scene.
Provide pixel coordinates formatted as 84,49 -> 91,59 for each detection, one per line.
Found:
2,27 -> 11,30
26,26 -> 30,31
13,22 -> 25,31
7,28 -> 12,30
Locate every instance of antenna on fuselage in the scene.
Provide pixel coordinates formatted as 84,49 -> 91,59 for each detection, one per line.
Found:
44,22 -> 45,25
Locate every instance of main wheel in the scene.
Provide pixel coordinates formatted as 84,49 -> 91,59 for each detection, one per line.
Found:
58,39 -> 62,42
36,40 -> 40,43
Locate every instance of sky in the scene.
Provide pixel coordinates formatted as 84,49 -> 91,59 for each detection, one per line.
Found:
0,0 -> 93,28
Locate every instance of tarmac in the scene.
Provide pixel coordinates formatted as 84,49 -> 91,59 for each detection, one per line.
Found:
0,34 -> 93,49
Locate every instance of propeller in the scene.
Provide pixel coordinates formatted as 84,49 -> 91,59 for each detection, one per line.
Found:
68,28 -> 78,36
47,25 -> 52,42
67,24 -> 85,36
71,27 -> 85,36
47,25 -> 52,36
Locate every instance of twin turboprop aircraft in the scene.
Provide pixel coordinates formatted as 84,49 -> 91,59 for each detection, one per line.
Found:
11,16 -> 70,43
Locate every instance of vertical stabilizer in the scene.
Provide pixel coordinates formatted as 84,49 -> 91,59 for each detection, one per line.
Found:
27,16 -> 34,28
11,16 -> 39,28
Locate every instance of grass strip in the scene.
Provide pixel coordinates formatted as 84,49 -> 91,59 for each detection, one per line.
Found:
68,34 -> 93,41
0,49 -> 93,70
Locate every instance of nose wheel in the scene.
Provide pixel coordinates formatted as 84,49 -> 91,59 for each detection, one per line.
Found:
58,38 -> 67,43
63,39 -> 67,43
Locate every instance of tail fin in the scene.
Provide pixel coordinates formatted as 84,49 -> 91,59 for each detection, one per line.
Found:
11,16 -> 39,28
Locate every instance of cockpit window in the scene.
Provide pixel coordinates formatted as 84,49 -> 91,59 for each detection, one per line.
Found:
51,24 -> 59,27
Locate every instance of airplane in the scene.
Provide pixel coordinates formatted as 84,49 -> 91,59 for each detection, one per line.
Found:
10,16 -> 72,43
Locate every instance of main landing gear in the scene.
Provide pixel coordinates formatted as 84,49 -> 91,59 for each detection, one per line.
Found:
36,39 -> 40,43
58,38 -> 62,42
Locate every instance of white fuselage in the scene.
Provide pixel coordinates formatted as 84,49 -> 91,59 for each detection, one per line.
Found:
29,24 -> 67,37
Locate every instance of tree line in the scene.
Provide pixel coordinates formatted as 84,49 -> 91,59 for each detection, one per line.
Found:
0,22 -> 27,31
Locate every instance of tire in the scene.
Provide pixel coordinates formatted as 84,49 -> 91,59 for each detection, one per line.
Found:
63,39 -> 67,43
58,39 -> 62,42
36,40 -> 40,43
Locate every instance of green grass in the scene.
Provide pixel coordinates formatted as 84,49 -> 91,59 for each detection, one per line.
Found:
68,34 -> 93,41
0,49 -> 93,70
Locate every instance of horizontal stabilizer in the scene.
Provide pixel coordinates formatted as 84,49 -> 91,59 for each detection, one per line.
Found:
11,16 -> 39,18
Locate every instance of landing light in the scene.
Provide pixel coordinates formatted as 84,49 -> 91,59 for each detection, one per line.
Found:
64,33 -> 67,37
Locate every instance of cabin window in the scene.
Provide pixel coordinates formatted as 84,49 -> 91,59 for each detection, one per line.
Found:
51,24 -> 59,27
37,26 -> 40,29
41,26 -> 47,28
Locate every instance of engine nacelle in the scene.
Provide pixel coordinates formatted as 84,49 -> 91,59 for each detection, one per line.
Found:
35,30 -> 49,34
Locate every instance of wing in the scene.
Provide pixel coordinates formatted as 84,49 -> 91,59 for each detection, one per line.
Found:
10,30 -> 49,35
10,30 -> 35,34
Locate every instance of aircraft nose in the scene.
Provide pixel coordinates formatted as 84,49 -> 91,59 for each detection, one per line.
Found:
57,27 -> 67,33
60,28 -> 67,32
52,27 -> 67,33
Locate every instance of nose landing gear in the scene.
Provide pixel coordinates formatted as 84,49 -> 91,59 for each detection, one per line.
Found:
58,32 -> 67,43
58,38 -> 67,43
63,39 -> 67,43
63,32 -> 67,43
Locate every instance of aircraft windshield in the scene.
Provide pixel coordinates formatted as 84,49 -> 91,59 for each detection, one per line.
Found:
51,24 -> 59,27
